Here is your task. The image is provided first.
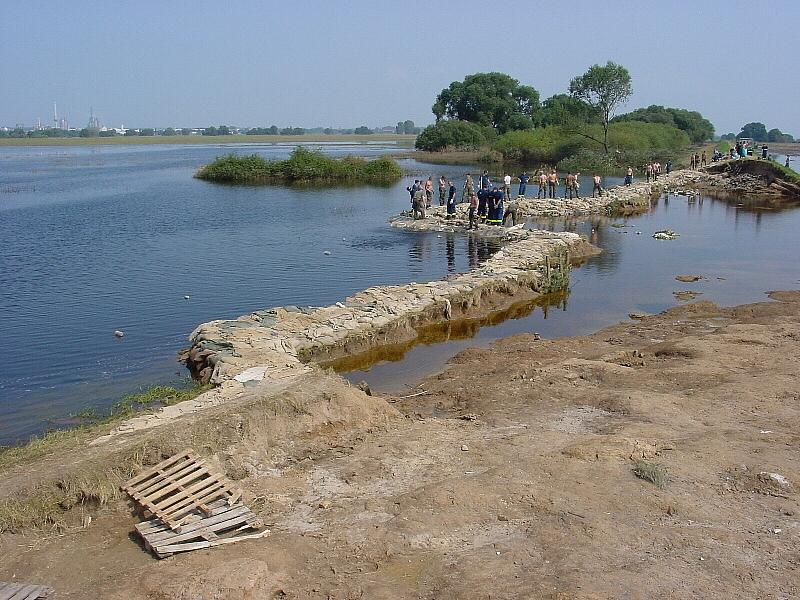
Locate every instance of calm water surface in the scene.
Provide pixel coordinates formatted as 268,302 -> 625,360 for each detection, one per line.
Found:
2,143 -> 799,445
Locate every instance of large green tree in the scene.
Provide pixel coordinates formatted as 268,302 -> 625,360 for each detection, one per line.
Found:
569,61 -> 633,153
613,105 -> 714,143
737,122 -> 768,141
432,72 -> 539,133
538,94 -> 600,127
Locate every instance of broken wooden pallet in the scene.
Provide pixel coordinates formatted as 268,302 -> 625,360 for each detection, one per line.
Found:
0,581 -> 54,600
134,498 -> 267,558
122,449 -> 243,530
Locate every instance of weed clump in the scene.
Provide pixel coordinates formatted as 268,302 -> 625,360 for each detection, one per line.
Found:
633,459 -> 668,488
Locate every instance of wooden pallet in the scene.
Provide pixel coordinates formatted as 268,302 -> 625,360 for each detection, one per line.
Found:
135,498 -> 267,558
0,582 -> 54,600
122,449 -> 242,530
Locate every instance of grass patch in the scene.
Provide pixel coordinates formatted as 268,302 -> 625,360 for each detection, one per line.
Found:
632,459 -> 668,488
196,147 -> 403,185
0,383 -> 211,471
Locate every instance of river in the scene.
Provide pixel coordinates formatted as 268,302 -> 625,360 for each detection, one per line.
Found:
1,143 -> 798,445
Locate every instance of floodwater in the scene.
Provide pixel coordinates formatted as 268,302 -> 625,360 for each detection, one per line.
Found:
341,191 -> 800,392
0,143 -> 493,445
2,143 -> 799,446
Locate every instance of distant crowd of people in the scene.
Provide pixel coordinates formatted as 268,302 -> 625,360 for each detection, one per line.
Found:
406,168 -> 608,229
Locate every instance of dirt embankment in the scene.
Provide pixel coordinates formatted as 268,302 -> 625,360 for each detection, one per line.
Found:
704,158 -> 800,199
2,291 -> 799,599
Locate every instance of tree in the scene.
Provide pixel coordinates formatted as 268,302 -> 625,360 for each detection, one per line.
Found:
415,120 -> 491,151
767,128 -> 794,143
737,122 -> 768,141
613,105 -> 714,143
162,127 -> 176,136
98,129 -> 117,137
181,128 -> 192,135
432,72 -> 540,133
203,126 -> 217,136
569,61 -> 633,153
538,94 -> 600,127
139,128 -> 155,136
721,133 -> 736,140
354,126 -> 372,134
124,128 -> 138,136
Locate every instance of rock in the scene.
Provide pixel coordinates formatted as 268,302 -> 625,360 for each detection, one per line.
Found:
113,330 -> 125,338
497,515 -> 509,522
356,380 -> 372,396
653,229 -> 679,240
184,295 -> 191,300
675,275 -> 702,283
674,290 -> 702,301
628,312 -> 650,320
317,500 -> 332,509
461,444 -> 469,452
323,250 -> 332,255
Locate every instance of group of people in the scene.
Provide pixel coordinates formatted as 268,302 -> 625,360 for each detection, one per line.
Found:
407,168 -> 610,229
689,152 -> 707,169
645,160 -> 672,181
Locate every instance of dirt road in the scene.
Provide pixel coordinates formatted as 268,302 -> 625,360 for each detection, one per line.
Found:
2,291 -> 798,599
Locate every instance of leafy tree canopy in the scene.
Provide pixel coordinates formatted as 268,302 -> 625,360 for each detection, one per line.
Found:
354,126 -> 373,134
415,120 -> 493,151
432,72 -> 539,133
538,94 -> 601,127
569,61 -> 632,152
737,122 -> 768,141
767,128 -> 794,143
613,105 -> 714,143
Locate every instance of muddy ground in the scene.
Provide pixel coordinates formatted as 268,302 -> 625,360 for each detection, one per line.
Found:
2,291 -> 799,599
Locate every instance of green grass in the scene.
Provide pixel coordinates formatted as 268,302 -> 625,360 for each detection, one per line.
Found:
632,459 -> 668,488
0,383 -> 211,471
0,133 -> 415,147
196,147 -> 403,185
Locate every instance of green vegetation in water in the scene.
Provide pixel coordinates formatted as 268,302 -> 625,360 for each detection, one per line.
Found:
195,147 -> 403,185
632,459 -> 668,488
0,382 -> 211,470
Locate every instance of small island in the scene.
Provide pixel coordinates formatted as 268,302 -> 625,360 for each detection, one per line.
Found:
195,147 -> 403,185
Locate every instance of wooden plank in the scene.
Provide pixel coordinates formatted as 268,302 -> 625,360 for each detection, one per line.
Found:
131,460 -> 207,501
151,512 -> 253,547
8,584 -> 46,600
134,462 -> 210,506
167,483 -> 237,527
124,455 -> 195,494
122,450 -> 192,489
146,506 -> 251,543
153,474 -> 224,514
156,529 -> 269,555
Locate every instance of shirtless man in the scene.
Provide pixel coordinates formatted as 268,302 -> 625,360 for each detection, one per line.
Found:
625,167 -> 633,186
537,170 -> 547,199
424,176 -> 433,208
547,170 -> 559,199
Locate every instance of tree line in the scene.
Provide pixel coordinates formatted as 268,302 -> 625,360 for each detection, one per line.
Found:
720,123 -> 794,143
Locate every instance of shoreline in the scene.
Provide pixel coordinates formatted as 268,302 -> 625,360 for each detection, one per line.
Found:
0,133 -> 416,148
2,290 -> 799,597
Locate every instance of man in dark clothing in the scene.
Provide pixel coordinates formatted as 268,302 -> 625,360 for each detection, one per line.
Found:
477,188 -> 488,222
480,170 -> 490,190
447,181 -> 457,218
518,172 -> 529,197
487,187 -> 503,225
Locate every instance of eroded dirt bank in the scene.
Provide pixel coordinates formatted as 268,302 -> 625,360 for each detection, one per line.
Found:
2,291 -> 798,599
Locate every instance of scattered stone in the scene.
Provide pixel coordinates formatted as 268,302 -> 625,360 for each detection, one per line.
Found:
323,250 -> 332,255
461,444 -> 469,452
675,275 -> 702,283
497,515 -> 509,522
114,330 -> 125,338
674,290 -> 702,301
317,500 -> 332,509
356,380 -> 372,396
653,229 -> 679,240
184,295 -> 191,300
459,413 -> 478,421
628,312 -> 650,320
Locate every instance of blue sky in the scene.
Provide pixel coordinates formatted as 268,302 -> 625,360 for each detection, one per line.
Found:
2,0 -> 798,135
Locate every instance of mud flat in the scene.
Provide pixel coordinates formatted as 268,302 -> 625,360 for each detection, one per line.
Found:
2,292 -> 799,598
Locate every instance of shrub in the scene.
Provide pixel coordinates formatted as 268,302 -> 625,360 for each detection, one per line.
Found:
632,459 -> 668,488
415,120 -> 493,151
196,147 -> 402,185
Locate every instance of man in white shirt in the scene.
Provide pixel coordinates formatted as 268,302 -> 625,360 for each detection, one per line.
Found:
503,174 -> 512,201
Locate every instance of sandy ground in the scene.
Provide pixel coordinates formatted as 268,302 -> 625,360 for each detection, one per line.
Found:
2,291 -> 799,599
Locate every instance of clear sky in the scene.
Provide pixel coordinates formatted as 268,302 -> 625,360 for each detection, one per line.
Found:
2,0 -> 798,135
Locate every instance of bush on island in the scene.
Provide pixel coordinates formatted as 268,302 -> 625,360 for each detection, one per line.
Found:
195,148 -> 402,185
414,120 -> 494,152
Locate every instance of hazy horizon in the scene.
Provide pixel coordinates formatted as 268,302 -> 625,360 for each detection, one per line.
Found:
2,0 -> 798,136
